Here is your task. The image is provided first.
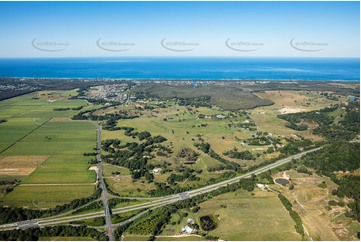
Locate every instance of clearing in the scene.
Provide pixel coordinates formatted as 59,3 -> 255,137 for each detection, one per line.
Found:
271,169 -> 360,241
0,156 -> 48,177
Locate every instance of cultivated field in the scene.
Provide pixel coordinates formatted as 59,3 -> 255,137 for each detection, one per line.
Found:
0,91 -> 97,208
0,156 -> 48,177
2,185 -> 95,208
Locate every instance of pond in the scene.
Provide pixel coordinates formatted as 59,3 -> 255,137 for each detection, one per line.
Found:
199,215 -> 216,231
275,178 -> 290,185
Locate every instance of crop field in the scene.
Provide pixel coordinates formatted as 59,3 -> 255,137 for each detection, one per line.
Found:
21,155 -> 96,184
1,185 -> 95,208
0,90 -> 97,208
2,121 -> 95,156
160,189 -> 301,241
0,155 -> 48,178
271,169 -> 360,241
0,118 -> 39,152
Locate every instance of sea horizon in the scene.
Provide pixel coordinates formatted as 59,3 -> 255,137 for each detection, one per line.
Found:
0,57 -> 359,81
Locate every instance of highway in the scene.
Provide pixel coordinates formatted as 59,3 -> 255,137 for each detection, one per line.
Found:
96,125 -> 114,241
0,146 -> 322,233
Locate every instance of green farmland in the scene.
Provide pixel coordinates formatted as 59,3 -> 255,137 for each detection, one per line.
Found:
0,91 -> 97,208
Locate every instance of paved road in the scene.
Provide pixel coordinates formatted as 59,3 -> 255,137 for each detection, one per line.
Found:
96,125 -> 114,241
0,146 -> 322,232
107,194 -> 166,200
112,209 -> 149,228
187,147 -> 322,198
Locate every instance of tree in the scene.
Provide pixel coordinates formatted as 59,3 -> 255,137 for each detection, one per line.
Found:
138,131 -> 151,141
145,172 -> 154,182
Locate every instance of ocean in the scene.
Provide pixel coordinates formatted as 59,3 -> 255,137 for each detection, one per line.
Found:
0,57 -> 359,81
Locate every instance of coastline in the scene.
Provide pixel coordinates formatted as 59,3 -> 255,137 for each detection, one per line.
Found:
0,77 -> 359,83
0,57 -> 358,82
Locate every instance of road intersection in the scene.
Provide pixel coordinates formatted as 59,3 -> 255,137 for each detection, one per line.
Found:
0,145 -> 322,236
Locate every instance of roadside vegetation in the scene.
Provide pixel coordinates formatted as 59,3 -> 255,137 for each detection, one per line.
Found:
0,80 -> 359,240
0,225 -> 106,241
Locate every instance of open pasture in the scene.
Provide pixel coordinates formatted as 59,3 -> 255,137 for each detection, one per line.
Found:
159,189 -> 300,241
133,83 -> 273,110
272,169 -> 360,241
101,163 -> 131,178
100,102 -> 284,195
255,90 -> 342,111
250,90 -> 340,139
197,189 -> 301,241
105,175 -> 155,197
113,104 -> 256,162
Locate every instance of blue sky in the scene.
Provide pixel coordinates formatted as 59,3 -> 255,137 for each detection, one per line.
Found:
0,1 -> 359,58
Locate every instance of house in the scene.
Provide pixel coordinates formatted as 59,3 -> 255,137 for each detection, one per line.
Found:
152,168 -> 162,175
256,184 -> 265,190
181,226 -> 196,234
348,97 -> 359,102
256,183 -> 269,191
164,116 -> 174,121
187,218 -> 195,224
